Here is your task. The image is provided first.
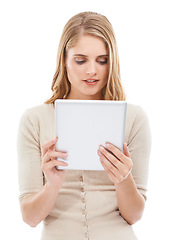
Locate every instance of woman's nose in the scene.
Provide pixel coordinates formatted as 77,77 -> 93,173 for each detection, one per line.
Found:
86,62 -> 97,76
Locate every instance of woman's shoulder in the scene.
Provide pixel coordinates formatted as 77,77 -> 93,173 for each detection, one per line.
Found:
125,103 -> 150,141
23,103 -> 53,117
126,103 -> 148,123
19,103 -> 54,126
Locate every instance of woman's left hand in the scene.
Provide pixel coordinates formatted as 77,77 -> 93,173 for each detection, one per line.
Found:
97,142 -> 133,185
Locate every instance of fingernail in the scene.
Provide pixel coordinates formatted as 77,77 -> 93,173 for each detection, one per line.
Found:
63,153 -> 68,157
99,146 -> 104,152
98,150 -> 102,156
105,143 -> 111,148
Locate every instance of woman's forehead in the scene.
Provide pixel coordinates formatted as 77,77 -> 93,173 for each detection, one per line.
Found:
67,35 -> 108,56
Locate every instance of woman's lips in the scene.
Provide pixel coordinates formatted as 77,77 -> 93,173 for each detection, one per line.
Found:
82,79 -> 99,85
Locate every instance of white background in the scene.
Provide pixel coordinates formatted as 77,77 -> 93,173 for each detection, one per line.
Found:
0,0 -> 168,239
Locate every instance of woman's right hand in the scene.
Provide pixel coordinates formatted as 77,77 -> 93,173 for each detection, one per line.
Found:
41,137 -> 68,188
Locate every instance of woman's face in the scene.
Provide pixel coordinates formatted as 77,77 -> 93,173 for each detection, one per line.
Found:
65,34 -> 109,100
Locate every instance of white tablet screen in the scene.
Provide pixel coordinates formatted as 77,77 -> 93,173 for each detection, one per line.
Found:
55,100 -> 127,170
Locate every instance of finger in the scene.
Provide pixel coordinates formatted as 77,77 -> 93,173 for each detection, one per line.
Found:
41,137 -> 58,157
100,154 -> 130,184
99,153 -> 118,183
98,150 -> 119,174
42,159 -> 68,173
98,146 -> 123,169
123,142 -> 130,158
42,150 -> 68,163
105,143 -> 127,164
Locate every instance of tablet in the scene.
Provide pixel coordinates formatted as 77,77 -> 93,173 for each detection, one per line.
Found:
55,99 -> 127,170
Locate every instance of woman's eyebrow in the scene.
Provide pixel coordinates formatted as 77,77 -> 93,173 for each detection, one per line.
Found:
73,54 -> 87,57
73,54 -> 109,57
97,55 -> 109,58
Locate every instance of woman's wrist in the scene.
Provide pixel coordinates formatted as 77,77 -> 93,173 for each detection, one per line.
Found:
115,173 -> 134,190
45,181 -> 62,195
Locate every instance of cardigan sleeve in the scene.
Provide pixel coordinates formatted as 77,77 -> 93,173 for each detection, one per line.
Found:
127,106 -> 151,200
17,109 -> 44,203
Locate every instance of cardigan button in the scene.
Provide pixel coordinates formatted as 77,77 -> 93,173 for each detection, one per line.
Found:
80,176 -> 83,181
84,232 -> 88,238
83,220 -> 87,226
82,209 -> 87,215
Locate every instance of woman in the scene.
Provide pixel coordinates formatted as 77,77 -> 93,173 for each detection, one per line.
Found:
17,12 -> 151,240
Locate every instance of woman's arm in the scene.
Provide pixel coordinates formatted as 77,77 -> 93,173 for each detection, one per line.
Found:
98,142 -> 145,225
115,173 -> 145,225
21,137 -> 68,227
21,182 -> 61,227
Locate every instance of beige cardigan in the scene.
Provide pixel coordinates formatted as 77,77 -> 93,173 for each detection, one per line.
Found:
17,103 -> 151,240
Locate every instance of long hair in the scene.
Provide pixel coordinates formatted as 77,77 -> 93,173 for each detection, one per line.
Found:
45,12 -> 125,104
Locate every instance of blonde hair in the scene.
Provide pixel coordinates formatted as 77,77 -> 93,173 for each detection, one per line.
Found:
45,11 -> 125,104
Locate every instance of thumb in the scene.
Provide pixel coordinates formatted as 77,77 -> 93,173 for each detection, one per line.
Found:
123,142 -> 130,157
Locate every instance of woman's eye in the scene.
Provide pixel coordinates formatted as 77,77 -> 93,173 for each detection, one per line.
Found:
75,59 -> 86,65
74,58 -> 108,65
98,59 -> 108,65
